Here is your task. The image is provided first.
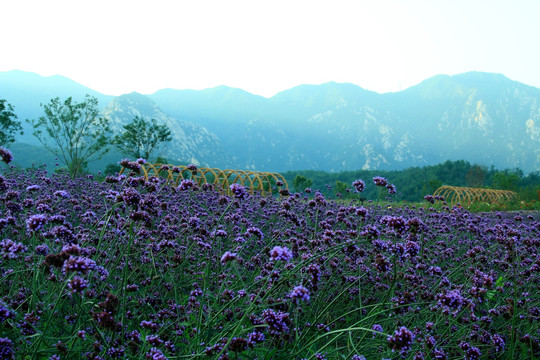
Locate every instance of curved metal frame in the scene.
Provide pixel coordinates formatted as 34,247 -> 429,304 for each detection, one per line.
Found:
119,163 -> 288,196
433,186 -> 518,206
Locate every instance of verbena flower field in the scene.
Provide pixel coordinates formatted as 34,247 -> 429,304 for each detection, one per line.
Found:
0,156 -> 538,359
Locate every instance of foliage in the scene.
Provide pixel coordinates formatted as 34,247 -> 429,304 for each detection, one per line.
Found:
334,180 -> 352,199
492,169 -> 522,192
283,160 -> 540,203
0,99 -> 23,146
293,174 -> 313,192
465,165 -> 487,187
29,94 -> 110,177
103,162 -> 121,176
113,116 -> 172,161
155,155 -> 168,164
0,167 -> 538,359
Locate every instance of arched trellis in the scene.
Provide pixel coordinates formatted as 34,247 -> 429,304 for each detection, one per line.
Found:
118,163 -> 288,196
433,186 -> 519,206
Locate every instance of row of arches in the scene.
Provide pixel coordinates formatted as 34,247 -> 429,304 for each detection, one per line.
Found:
433,186 -> 519,206
119,163 -> 289,196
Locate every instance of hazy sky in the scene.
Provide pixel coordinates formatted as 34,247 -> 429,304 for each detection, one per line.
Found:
2,0 -> 539,97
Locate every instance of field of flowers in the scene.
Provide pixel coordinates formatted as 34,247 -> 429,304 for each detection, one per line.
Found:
0,155 -> 538,359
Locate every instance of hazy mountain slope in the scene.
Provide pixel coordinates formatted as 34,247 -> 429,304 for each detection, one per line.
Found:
150,73 -> 540,172
103,92 -> 234,167
392,72 -> 540,171
0,70 -> 114,143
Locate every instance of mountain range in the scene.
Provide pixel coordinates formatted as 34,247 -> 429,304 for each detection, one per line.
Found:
1,70 -> 539,173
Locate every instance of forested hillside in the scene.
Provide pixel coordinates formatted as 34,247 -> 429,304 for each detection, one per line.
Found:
282,160 -> 540,202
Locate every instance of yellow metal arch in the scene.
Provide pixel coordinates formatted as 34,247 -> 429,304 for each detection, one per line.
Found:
119,163 -> 289,196
433,186 -> 518,206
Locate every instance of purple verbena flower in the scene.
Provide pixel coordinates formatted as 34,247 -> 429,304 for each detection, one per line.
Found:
351,356 -> 366,360
372,324 -> 383,337
459,342 -> 482,360
387,326 -> 415,353
262,309 -> 290,337
247,226 -> 264,239
380,215 -> 408,234
26,214 -> 48,232
229,337 -> 249,353
187,164 -> 198,174
0,337 -> 14,360
221,251 -> 237,265
373,176 -> 388,187
178,179 -> 196,191
53,190 -> 70,198
122,187 -> 141,206
68,276 -> 89,293
313,353 -> 327,360
290,285 -> 310,302
229,183 -> 247,200
145,347 -> 168,360
120,158 -> 141,173
269,246 -> 293,262
0,176 -> 8,191
352,179 -> 365,192
0,148 -> 13,164
0,239 -> 28,259
0,303 -> 15,322
436,289 -> 466,310
491,333 -> 506,352
62,256 -> 96,275
106,346 -> 125,358
247,330 -> 265,345
424,195 -> 435,203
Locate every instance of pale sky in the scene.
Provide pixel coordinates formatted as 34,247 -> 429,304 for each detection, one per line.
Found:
2,0 -> 539,97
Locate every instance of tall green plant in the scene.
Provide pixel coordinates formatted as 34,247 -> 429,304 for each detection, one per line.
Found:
0,99 -> 23,146
29,95 -> 110,177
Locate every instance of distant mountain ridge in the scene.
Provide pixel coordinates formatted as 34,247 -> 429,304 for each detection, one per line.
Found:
1,70 -> 539,173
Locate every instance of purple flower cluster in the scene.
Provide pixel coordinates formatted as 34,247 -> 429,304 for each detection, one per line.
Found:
262,309 -> 291,337
290,285 -> 310,302
229,183 -> 247,200
178,179 -> 196,191
220,251 -> 237,264
352,179 -> 365,192
186,164 -> 198,174
0,239 -> 28,259
119,158 -> 141,173
373,176 -> 388,187
26,214 -> 48,232
0,337 -> 14,360
269,245 -> 293,262
387,326 -> 415,353
372,176 -> 397,194
62,256 -> 96,274
0,147 -> 13,164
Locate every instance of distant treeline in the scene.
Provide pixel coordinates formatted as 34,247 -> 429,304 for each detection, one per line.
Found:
282,160 -> 540,202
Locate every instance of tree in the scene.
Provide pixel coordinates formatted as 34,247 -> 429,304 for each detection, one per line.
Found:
293,174 -> 313,192
113,116 -> 172,161
466,165 -> 486,188
492,169 -> 522,191
0,99 -> 23,146
30,95 -> 110,177
334,180 -> 350,198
